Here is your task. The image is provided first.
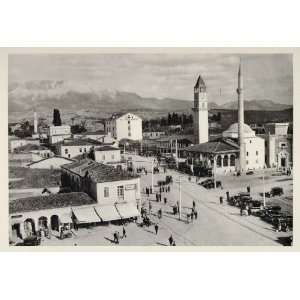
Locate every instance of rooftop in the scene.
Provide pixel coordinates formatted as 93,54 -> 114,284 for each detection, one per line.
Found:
14,144 -> 49,153
59,138 -> 102,147
27,155 -> 75,166
9,192 -> 96,214
184,138 -> 239,154
94,146 -> 120,152
194,75 -> 206,89
62,159 -> 139,183
74,130 -> 105,136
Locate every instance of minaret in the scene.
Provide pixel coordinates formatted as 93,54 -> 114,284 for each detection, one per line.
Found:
34,111 -> 38,134
193,75 -> 208,144
237,61 -> 245,172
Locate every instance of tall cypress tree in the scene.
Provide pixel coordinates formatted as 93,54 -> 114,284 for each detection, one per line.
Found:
53,108 -> 62,126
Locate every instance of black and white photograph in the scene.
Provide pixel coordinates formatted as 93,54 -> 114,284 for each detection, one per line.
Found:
8,52 -> 293,247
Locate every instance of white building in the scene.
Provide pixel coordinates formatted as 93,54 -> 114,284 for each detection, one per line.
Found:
143,131 -> 165,140
223,123 -> 265,170
105,112 -> 142,141
57,139 -> 101,159
48,125 -> 71,144
94,146 -> 122,165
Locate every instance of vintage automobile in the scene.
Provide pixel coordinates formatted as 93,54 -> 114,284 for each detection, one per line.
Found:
246,170 -> 254,175
199,179 -> 222,189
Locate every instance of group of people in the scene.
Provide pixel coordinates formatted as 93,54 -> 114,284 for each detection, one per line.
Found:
145,186 -> 153,196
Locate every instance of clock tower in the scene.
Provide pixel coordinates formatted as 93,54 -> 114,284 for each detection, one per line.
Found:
193,75 -> 209,144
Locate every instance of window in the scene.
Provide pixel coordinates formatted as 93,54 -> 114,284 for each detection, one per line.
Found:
216,155 -> 222,168
128,132 -> 131,137
128,120 -> 130,125
117,186 -> 124,198
65,148 -> 68,154
84,148 -> 87,153
68,154 -> 71,158
249,140 -> 252,144
223,155 -> 228,167
256,151 -> 258,156
246,152 -> 249,156
79,148 -> 82,153
230,155 -> 235,166
246,160 -> 249,165
104,187 -> 109,198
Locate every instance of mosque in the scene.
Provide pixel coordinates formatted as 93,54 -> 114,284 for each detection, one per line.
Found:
184,62 -> 265,175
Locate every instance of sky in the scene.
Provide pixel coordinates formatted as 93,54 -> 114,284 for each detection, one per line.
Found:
8,53 -> 293,105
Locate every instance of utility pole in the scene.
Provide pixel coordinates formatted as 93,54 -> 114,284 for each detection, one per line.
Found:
175,139 -> 178,168
213,155 -> 216,189
151,159 -> 154,193
179,176 -> 182,220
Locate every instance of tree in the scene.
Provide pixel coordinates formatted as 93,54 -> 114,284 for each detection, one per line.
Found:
53,108 -> 62,126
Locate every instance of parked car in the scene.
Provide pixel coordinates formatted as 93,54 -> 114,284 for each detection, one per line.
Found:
199,179 -> 222,189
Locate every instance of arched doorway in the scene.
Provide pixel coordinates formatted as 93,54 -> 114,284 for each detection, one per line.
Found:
50,215 -> 60,232
216,155 -> 222,168
24,218 -> 36,237
38,216 -> 48,230
12,223 -> 22,239
223,155 -> 228,167
230,155 -> 235,166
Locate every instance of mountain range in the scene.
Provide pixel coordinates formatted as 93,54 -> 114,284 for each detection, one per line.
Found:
8,80 -> 292,121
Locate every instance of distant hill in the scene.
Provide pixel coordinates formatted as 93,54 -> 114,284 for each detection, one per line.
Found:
8,80 -> 292,122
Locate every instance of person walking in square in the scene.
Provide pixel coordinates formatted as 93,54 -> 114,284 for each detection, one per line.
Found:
194,210 -> 198,220
164,197 -> 167,205
168,235 -> 174,246
154,223 -> 159,235
122,227 -> 127,238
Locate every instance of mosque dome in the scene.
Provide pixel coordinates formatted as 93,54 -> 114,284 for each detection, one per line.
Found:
222,122 -> 256,139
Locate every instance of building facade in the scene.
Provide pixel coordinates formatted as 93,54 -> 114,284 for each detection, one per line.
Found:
105,112 -> 142,141
48,125 -> 71,144
94,146 -> 122,165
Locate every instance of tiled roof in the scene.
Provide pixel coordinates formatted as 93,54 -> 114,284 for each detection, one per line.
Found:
194,75 -> 206,89
9,192 -> 96,214
27,155 -> 75,166
184,138 -> 239,154
59,138 -> 102,147
62,159 -> 139,183
156,135 -> 194,143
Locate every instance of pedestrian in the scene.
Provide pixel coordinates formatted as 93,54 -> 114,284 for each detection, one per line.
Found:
219,196 -> 223,205
193,200 -> 196,209
145,170 -> 148,175
158,208 -> 162,219
150,187 -> 152,194
186,214 -> 190,224
240,206 -> 243,216
146,187 -> 149,197
191,212 -> 194,222
113,232 -> 119,244
159,187 -> 162,193
159,193 -> 162,202
154,223 -> 159,235
168,235 -> 174,246
248,206 -> 252,216
194,210 -> 198,220
122,226 -> 127,238
149,202 -> 152,213
164,197 -> 167,205
156,193 -> 159,202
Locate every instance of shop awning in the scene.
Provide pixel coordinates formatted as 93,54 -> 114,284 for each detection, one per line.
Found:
94,205 -> 121,222
72,206 -> 101,223
115,202 -> 140,219
60,212 -> 73,224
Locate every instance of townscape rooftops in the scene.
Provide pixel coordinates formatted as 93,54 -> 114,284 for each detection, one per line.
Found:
184,138 -> 239,154
156,134 -> 194,143
14,144 -> 49,152
94,146 -> 120,152
62,159 -> 139,183
9,192 -> 96,214
74,130 -> 105,136
59,138 -> 102,147
107,112 -> 141,121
